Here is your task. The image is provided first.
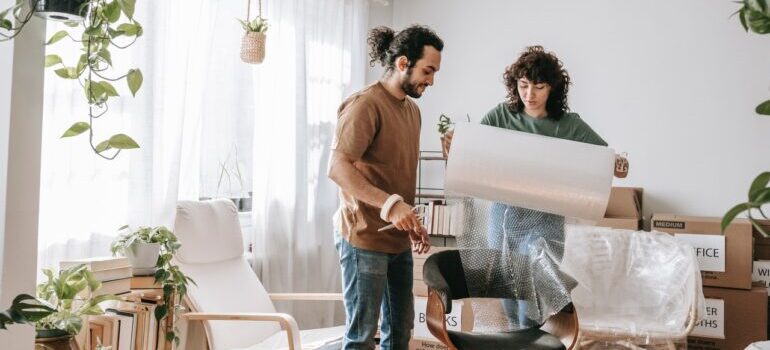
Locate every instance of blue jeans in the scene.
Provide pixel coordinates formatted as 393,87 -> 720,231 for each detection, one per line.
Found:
335,232 -> 414,350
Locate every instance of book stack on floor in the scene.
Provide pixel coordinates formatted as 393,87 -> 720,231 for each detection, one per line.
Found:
89,289 -> 167,350
131,275 -> 162,290
59,256 -> 132,297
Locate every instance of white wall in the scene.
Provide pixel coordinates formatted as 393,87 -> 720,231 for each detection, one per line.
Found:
374,0 -> 770,218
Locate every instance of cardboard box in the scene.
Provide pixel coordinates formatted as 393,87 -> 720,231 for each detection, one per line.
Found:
754,220 -> 770,260
652,214 -> 753,289
597,187 -> 643,230
409,338 -> 450,350
687,286 -> 767,350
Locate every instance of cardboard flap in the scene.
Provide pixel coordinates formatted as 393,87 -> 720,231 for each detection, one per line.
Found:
604,187 -> 643,219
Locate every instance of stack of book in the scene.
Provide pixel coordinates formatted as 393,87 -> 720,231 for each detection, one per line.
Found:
89,290 -> 166,350
59,256 -> 132,297
423,201 -> 457,237
130,275 -> 162,290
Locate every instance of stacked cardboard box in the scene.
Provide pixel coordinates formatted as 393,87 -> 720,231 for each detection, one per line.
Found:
651,214 -> 766,349
597,187 -> 643,230
751,220 -> 770,340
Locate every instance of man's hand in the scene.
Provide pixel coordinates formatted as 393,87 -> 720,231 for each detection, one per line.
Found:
387,201 -> 423,232
409,225 -> 431,254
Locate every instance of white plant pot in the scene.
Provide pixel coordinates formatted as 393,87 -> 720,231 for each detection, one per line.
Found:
126,242 -> 161,276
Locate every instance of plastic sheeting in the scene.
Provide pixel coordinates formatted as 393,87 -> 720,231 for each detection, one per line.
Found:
445,123 -> 615,222
562,226 -> 705,342
449,197 -> 577,329
444,122 -> 616,330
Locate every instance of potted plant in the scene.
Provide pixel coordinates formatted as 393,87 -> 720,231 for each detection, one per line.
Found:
1,264 -> 116,350
722,1 -> 770,235
110,225 -> 165,275
237,0 -> 268,64
437,114 -> 469,157
110,225 -> 195,348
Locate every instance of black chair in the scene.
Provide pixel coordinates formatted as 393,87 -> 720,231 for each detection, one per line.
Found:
422,249 -> 578,350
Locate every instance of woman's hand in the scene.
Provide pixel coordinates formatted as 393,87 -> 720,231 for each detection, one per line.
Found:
614,154 -> 629,178
441,130 -> 454,157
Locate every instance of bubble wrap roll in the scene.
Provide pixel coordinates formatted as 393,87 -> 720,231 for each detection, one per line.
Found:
445,123 -> 615,222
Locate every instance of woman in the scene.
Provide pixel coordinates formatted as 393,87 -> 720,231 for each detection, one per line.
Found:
444,45 -> 628,329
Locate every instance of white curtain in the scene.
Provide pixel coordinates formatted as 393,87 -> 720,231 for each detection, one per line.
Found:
250,0 -> 369,329
37,0 -> 370,331
38,0 -> 220,273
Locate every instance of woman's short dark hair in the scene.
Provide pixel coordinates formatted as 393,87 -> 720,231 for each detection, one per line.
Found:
503,46 -> 571,119
367,25 -> 443,71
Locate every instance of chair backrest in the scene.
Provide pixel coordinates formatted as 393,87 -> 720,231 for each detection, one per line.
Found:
560,226 -> 702,340
175,199 -> 281,350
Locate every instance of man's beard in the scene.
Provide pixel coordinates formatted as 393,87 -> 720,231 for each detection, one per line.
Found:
401,70 -> 424,98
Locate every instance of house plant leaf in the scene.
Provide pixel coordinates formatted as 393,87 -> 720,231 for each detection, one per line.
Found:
60,122 -> 90,138
108,134 -> 139,149
756,99 -> 770,115
127,69 -> 143,96
46,31 -> 69,45
44,55 -> 62,68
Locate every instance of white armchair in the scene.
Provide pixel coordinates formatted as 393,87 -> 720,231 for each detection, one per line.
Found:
174,199 -> 345,350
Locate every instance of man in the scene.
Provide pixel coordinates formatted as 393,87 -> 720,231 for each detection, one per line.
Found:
327,25 -> 443,350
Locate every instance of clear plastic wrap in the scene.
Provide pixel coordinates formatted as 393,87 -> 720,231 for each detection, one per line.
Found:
561,225 -> 705,344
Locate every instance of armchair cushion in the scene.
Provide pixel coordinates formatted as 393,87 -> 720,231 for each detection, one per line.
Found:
176,199 -> 244,264
234,326 -> 346,350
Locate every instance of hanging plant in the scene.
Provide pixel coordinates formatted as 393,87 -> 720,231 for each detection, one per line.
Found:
0,0 -> 39,41
238,0 -> 268,64
1,0 -> 142,159
42,0 -> 144,159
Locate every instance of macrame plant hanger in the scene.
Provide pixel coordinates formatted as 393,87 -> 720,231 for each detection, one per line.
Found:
240,0 -> 267,64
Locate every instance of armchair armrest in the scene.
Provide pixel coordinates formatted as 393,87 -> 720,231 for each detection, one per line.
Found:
183,312 -> 301,350
268,293 -> 343,301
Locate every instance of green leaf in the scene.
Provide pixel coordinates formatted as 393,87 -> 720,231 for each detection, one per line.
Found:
0,19 -> 11,31
86,79 -> 106,103
84,25 -> 102,36
46,30 -> 69,45
44,55 -> 63,68
97,48 -> 113,66
54,67 -> 78,79
60,122 -> 90,138
721,202 -> 752,233
118,0 -> 135,19
127,69 -> 143,97
108,134 -> 139,149
154,305 -> 167,321
99,81 -> 119,97
753,218 -> 770,237
94,140 -> 111,153
116,23 -> 140,36
104,1 -> 121,23
756,99 -> 770,115
749,172 -> 770,200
